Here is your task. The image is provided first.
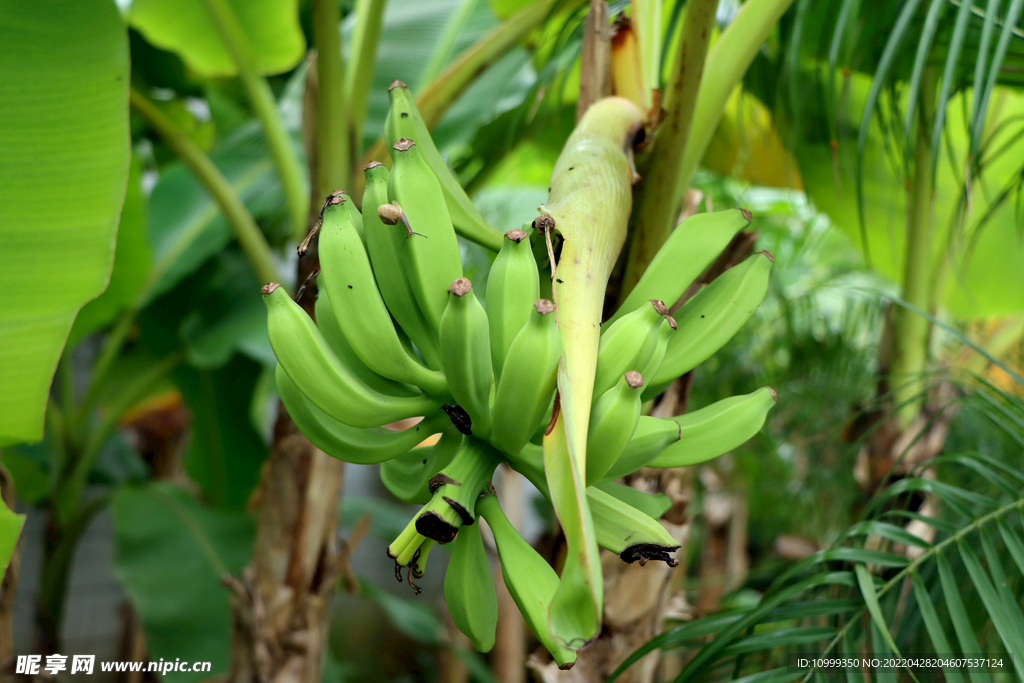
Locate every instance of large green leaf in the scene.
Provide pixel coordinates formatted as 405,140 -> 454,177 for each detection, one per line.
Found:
176,354 -> 269,510
0,0 -> 130,448
798,75 -> 1024,318
128,0 -> 305,78
112,482 -> 254,683
69,153 -> 152,346
359,0 -> 536,151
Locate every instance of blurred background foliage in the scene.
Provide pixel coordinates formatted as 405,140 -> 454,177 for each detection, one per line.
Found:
1,0 -> 1023,681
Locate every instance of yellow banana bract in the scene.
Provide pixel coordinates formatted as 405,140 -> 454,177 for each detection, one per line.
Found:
542,97 -> 645,647
263,283 -> 438,428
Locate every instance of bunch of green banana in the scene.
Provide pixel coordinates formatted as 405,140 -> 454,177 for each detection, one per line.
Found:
262,83 -> 777,662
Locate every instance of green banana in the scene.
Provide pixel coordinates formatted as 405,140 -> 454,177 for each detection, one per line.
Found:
647,386 -> 776,467
314,287 -> 421,397
490,299 -> 561,457
587,485 -> 680,566
388,138 -> 464,331
598,416 -> 680,482
593,300 -> 666,399
646,251 -> 773,398
585,371 -> 644,485
510,445 -> 679,565
439,278 -> 493,437
444,520 -> 498,652
608,208 -> 752,323
640,315 -> 676,380
361,161 -> 443,369
263,283 -> 438,428
477,494 -> 577,669
276,364 -> 444,464
318,192 -> 448,395
486,229 -> 541,383
594,481 -> 672,520
385,80 -> 503,251
380,428 -> 462,504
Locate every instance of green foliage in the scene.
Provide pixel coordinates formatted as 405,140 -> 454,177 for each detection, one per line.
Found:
112,482 -> 254,683
0,0 -> 130,448
128,0 -> 306,77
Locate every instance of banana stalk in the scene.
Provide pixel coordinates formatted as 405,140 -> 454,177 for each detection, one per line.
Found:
540,97 -> 645,647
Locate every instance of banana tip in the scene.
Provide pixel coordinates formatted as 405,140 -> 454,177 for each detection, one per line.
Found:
740,208 -> 752,222
625,371 -> 643,389
666,315 -> 677,330
757,249 -> 775,263
415,511 -> 458,544
534,299 -> 555,315
558,662 -> 576,671
651,299 -> 668,316
261,283 -> 281,295
393,138 -> 415,152
449,278 -> 472,296
364,160 -> 384,171
388,79 -> 407,91
505,228 -> 529,243
768,386 -> 777,402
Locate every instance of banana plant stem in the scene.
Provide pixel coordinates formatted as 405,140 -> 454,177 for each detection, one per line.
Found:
623,0 -> 794,294
56,350 -> 185,529
73,309 -> 136,439
313,0 -> 349,200
129,88 -> 281,286
345,0 -> 387,168
890,69 -> 938,427
200,0 -> 309,241
621,0 -> 718,295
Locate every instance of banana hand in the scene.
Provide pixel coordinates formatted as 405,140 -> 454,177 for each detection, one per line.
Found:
318,192 -> 448,395
487,229 -> 541,383
490,299 -> 561,457
388,138 -> 464,332
647,251 -> 773,398
439,279 -> 494,438
647,386 -> 776,467
609,208 -> 752,323
263,283 -> 439,428
385,81 -> 503,251
361,161 -> 443,369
